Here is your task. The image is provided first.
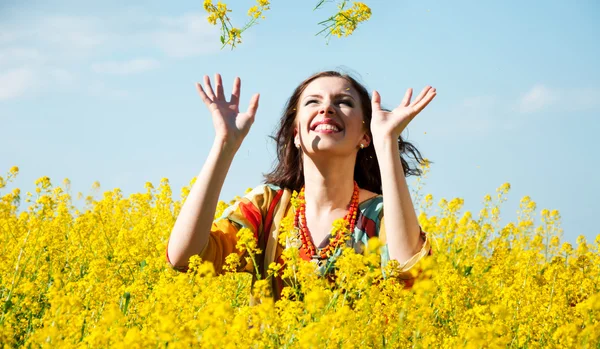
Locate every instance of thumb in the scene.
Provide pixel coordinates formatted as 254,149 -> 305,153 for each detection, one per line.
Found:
246,93 -> 260,117
371,90 -> 382,111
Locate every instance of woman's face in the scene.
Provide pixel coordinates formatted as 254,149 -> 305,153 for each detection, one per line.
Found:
294,76 -> 370,156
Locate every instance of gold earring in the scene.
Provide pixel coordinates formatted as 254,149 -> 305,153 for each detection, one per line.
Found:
360,143 -> 365,149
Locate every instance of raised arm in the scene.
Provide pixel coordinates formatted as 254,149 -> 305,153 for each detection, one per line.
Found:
167,74 -> 260,269
370,86 -> 436,264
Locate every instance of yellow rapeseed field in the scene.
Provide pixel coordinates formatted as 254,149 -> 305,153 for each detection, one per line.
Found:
1,165 -> 598,348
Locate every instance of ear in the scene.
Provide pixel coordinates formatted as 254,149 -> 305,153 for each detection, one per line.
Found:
362,132 -> 371,147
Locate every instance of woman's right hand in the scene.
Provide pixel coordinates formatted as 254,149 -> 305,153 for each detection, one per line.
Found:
196,74 -> 260,152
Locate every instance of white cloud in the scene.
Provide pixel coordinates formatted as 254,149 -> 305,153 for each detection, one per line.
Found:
153,13 -> 221,58
419,95 -> 497,140
0,47 -> 44,66
565,87 -> 600,111
0,68 -> 35,100
3,12 -> 220,60
518,84 -> 557,113
396,82 -> 600,141
88,82 -> 129,99
517,84 -> 600,113
0,11 -> 223,100
424,93 -> 526,140
0,31 -> 18,45
48,68 -> 76,86
37,15 -> 108,51
0,15 -> 106,100
92,58 -> 160,75
462,95 -> 496,110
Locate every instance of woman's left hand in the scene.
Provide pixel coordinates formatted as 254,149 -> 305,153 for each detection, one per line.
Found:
370,86 -> 437,141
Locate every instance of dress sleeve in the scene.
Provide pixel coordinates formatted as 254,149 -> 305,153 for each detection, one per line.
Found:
166,184 -> 282,275
378,214 -> 433,289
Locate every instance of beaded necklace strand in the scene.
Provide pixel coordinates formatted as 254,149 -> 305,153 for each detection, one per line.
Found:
294,181 -> 360,259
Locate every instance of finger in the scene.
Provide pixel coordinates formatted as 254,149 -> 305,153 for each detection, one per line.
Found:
246,93 -> 260,117
203,75 -> 216,100
371,90 -> 382,111
401,88 -> 412,107
195,82 -> 213,107
412,88 -> 437,113
410,86 -> 432,107
215,73 -> 225,100
230,77 -> 241,106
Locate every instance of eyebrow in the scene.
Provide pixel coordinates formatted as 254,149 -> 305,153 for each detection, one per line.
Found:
302,93 -> 355,101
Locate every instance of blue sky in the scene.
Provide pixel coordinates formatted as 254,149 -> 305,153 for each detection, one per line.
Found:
1,0 -> 598,244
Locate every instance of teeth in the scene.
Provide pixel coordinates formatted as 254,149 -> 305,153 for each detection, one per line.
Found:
315,124 -> 340,132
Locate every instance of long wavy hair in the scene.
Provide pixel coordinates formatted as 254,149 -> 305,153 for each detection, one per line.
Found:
263,71 -> 431,194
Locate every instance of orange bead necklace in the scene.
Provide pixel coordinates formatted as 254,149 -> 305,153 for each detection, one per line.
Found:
294,181 -> 360,259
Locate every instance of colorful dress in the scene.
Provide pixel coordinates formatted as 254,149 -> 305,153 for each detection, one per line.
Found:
166,183 -> 432,301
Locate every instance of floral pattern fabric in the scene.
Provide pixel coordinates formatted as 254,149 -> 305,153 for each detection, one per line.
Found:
167,183 -> 432,300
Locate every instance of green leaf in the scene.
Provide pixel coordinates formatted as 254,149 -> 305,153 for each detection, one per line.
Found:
314,0 -> 327,10
3,299 -> 13,312
120,292 -> 131,315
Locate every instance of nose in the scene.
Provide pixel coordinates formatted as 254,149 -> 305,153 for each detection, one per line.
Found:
319,103 -> 335,115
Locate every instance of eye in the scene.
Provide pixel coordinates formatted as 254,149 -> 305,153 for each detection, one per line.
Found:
305,99 -> 318,106
338,100 -> 354,107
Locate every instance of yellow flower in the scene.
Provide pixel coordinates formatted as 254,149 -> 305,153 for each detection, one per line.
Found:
228,27 -> 241,45
331,2 -> 372,38
425,193 -> 433,203
8,166 -> 19,181
207,13 -> 218,25
366,236 -> 383,255
236,227 -> 259,254
561,242 -> 573,254
497,182 -> 511,194
315,1 -> 372,40
3,169 -> 597,347
248,0 -> 270,20
223,253 -> 240,272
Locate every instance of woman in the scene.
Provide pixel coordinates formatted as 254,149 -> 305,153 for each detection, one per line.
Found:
166,71 -> 436,300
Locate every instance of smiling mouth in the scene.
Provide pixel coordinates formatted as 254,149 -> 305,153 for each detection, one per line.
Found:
312,124 -> 342,133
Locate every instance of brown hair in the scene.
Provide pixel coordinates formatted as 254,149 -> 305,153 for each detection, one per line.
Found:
263,71 -> 431,194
